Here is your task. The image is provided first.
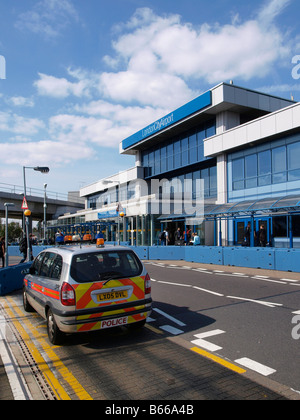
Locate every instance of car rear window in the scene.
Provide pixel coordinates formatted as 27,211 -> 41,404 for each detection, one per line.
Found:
70,250 -> 143,283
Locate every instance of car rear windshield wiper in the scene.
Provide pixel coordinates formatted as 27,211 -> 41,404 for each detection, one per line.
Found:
100,271 -> 123,285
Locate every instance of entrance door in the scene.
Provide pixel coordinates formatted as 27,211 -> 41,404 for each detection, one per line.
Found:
234,218 -> 271,246
255,218 -> 271,246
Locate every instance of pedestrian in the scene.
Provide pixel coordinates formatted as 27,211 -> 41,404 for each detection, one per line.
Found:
19,235 -> 27,263
244,222 -> 251,246
0,236 -> 5,268
55,229 -> 64,244
259,225 -> 267,247
19,233 -> 33,263
190,232 -> 200,246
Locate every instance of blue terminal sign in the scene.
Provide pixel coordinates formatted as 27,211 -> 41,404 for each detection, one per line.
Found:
122,90 -> 212,150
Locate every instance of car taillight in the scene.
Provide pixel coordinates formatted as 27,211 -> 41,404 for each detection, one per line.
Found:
145,273 -> 151,295
61,282 -> 76,306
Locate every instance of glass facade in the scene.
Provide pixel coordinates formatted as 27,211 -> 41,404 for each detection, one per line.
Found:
229,134 -> 300,194
142,119 -> 216,178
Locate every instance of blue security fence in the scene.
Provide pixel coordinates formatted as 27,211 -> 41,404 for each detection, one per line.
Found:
129,245 -> 300,273
0,262 -> 32,296
1,245 -> 299,296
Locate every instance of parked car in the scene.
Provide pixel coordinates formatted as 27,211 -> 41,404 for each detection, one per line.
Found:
23,243 -> 152,344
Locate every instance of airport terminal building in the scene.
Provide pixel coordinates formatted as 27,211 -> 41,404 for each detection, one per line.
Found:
53,82 -> 300,248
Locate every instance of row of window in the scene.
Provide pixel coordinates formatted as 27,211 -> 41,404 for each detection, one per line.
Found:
161,166 -> 217,199
231,140 -> 300,191
142,120 -> 216,178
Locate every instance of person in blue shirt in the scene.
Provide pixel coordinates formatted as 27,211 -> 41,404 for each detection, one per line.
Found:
190,232 -> 200,246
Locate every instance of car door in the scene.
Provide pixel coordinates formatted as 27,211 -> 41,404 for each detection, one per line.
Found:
27,252 -> 61,318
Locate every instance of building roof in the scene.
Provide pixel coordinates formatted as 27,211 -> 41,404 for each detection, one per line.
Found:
120,82 -> 295,155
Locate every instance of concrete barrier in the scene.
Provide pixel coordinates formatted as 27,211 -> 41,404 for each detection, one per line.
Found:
0,262 -> 32,296
274,248 -> 300,272
186,246 -> 223,265
148,246 -> 185,260
223,247 -> 275,270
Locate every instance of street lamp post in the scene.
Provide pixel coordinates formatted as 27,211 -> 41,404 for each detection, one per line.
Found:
22,166 -> 50,260
43,183 -> 47,243
4,203 -> 15,267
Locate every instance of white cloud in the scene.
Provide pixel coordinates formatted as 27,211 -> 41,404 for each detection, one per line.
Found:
0,111 -> 44,135
0,140 -> 93,166
15,0 -> 79,39
102,4 -> 291,88
8,96 -> 34,107
34,73 -> 90,98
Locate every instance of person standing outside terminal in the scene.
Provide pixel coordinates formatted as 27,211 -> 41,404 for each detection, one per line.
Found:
244,222 -> 251,246
259,224 -> 267,247
0,237 -> 5,268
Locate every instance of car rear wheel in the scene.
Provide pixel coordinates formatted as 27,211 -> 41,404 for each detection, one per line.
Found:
23,288 -> 34,312
47,309 -> 64,345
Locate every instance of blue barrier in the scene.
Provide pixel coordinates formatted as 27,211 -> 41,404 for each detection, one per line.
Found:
129,246 -> 149,260
223,247 -> 275,270
186,246 -> 223,265
148,246 -> 185,260
8,245 -> 52,257
0,262 -> 32,296
274,249 -> 300,272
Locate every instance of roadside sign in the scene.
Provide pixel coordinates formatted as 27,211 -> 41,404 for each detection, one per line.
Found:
21,196 -> 29,210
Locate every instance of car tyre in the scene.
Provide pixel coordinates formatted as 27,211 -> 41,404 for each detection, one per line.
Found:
47,309 -> 64,345
23,288 -> 34,312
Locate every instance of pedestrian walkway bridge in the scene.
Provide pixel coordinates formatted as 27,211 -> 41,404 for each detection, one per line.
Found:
0,182 -> 84,221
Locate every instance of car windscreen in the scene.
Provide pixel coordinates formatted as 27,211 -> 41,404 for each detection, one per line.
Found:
70,250 -> 143,283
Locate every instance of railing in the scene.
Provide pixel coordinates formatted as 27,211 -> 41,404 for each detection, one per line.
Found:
0,182 -> 83,203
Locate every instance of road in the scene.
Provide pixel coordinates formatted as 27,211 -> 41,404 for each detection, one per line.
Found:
145,261 -> 300,392
0,259 -> 299,401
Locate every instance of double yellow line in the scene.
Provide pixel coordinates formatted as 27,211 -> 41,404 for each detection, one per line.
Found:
2,297 -> 93,400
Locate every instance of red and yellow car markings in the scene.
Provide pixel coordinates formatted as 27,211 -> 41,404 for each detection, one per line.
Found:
73,276 -> 147,333
24,279 -> 60,300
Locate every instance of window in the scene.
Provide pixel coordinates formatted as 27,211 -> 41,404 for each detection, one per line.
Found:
209,166 -> 217,197
245,154 -> 257,188
51,255 -> 63,280
40,252 -> 61,278
189,133 -> 197,164
30,252 -> 45,275
167,143 -> 174,171
174,139 -> 181,168
288,142 -> 300,181
70,251 -> 142,283
161,146 -> 167,173
197,129 -> 206,162
258,150 -> 271,186
232,158 -> 245,190
272,146 -> 287,183
181,137 -> 189,166
230,138 -> 300,191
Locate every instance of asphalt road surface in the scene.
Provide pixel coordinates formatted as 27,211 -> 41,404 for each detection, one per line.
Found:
1,259 -> 299,401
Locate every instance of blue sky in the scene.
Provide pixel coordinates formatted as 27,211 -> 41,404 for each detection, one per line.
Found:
0,0 -> 300,195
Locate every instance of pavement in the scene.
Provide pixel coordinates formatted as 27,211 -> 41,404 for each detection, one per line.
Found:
0,255 -> 299,401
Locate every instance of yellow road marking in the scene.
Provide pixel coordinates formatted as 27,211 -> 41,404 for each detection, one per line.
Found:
145,323 -> 164,335
3,297 -> 93,400
190,346 -> 247,374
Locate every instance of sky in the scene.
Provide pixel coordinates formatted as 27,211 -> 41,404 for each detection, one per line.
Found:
0,0 -> 300,196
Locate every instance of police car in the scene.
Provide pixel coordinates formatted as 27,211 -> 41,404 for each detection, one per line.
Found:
23,242 -> 152,344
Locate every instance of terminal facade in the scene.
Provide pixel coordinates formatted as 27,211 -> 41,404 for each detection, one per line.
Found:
52,82 -> 300,248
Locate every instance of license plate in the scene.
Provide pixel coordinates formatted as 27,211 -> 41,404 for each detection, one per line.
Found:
97,290 -> 128,302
